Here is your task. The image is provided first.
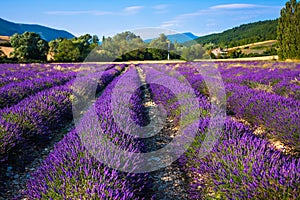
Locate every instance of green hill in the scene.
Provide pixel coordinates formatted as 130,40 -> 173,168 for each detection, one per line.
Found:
0,18 -> 74,42
195,19 -> 278,48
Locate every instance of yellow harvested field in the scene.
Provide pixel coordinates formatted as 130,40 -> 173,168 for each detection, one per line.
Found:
0,36 -> 13,57
0,46 -> 14,57
195,55 -> 278,62
0,36 -> 10,42
227,40 -> 277,51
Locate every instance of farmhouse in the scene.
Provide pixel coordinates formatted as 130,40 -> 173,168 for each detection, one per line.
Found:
211,47 -> 228,57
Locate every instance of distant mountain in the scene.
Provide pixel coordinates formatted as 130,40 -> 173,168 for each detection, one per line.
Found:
194,19 -> 278,48
144,32 -> 199,43
0,18 -> 75,41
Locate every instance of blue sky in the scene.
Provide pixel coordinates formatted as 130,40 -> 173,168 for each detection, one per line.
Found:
1,0 -> 287,39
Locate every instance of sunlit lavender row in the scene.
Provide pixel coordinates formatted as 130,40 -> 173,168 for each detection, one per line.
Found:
0,61 -> 299,199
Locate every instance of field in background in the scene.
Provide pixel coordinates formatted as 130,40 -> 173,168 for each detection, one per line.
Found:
227,40 -> 277,55
0,36 -> 13,57
200,55 -> 279,61
0,36 -> 9,43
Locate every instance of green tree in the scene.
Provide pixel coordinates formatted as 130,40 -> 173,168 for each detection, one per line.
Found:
10,32 -> 49,62
48,38 -> 63,59
101,37 -> 116,54
102,36 -> 105,45
203,43 -> 217,50
86,48 -> 115,62
181,44 -> 206,61
228,49 -> 243,58
112,31 -> 145,55
91,31 -> 181,61
149,34 -> 168,51
278,0 -> 300,60
159,33 -> 167,42
50,34 -> 98,62
98,31 -> 146,60
72,34 -> 93,60
92,35 -> 99,44
53,39 -> 80,62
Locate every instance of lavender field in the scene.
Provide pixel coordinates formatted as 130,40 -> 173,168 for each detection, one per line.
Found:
0,61 -> 299,199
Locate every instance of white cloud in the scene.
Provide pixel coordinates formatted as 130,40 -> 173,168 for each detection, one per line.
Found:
123,6 -> 144,15
159,9 -> 209,29
132,28 -> 177,40
159,3 -> 280,29
153,4 -> 168,10
210,4 -> 262,10
45,6 -> 144,16
160,22 -> 176,28
152,4 -> 169,14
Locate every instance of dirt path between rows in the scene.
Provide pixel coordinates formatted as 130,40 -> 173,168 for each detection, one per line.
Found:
136,66 -> 191,200
1,65 -> 192,199
0,121 -> 74,200
0,67 -> 129,200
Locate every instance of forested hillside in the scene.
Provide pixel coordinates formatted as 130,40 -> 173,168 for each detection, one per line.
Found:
195,19 -> 278,47
0,18 -> 74,41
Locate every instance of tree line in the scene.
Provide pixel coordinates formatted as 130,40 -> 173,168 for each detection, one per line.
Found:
194,20 -> 278,48
277,0 -> 300,60
0,31 -> 208,63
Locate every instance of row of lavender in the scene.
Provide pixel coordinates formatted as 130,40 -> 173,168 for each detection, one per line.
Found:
219,61 -> 300,100
0,63 -> 83,74
99,62 -> 299,199
220,62 -> 300,151
173,62 -> 300,152
24,67 -> 148,199
182,117 -> 300,199
23,64 -> 206,199
4,61 -> 299,199
0,71 -> 65,88
172,62 -> 300,199
0,71 -> 76,109
0,64 -> 124,162
226,83 -> 300,150
0,63 -> 80,87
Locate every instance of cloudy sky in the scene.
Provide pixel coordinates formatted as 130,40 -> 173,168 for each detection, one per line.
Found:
1,0 -> 287,39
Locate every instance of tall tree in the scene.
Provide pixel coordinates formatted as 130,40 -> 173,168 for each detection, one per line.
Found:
10,32 -> 49,61
49,38 -> 63,57
149,34 -> 168,51
52,39 -> 80,62
92,35 -> 99,44
181,44 -> 206,61
278,0 -> 300,60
